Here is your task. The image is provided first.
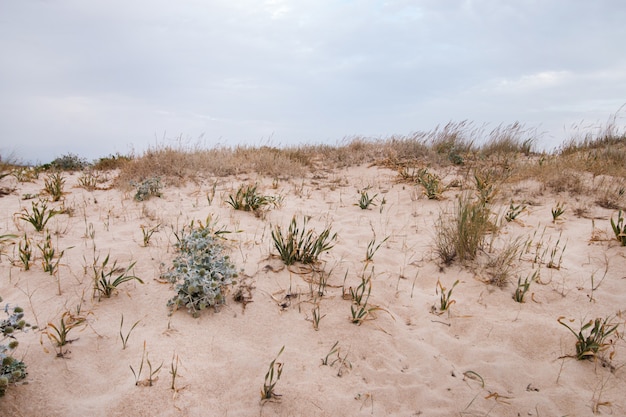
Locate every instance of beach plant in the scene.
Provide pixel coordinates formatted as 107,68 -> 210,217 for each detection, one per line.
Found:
162,224 -> 238,317
133,177 -> 162,201
435,194 -> 491,264
365,235 -> 389,262
45,311 -> 86,357
19,199 -> 58,232
18,234 -> 32,270
321,341 -> 340,366
38,232 -> 66,275
417,168 -> 445,200
0,234 -> 17,262
355,190 -> 377,209
350,269 -> 372,307
130,341 -> 163,386
92,253 -> 143,300
140,223 -> 160,246
77,171 -> 99,190
505,201 -> 526,222
170,353 -> 180,391
311,305 -> 324,331
610,210 -> 626,246
226,183 -> 279,215
546,232 -> 566,270
551,202 -> 566,222
435,279 -> 459,313
558,316 -> 619,360
474,170 -> 498,204
50,153 -> 87,171
485,237 -> 522,286
349,268 -> 386,325
513,270 -> 538,303
119,314 -> 140,350
11,167 -> 38,182
44,172 -> 65,202
1,297 -> 31,396
271,216 -> 337,265
261,345 -> 285,401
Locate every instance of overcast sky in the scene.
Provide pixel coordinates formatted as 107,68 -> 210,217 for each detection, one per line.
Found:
1,0 -> 625,163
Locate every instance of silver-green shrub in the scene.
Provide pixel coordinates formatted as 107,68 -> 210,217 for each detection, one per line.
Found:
162,227 -> 238,317
132,177 -> 162,201
1,296 -> 31,396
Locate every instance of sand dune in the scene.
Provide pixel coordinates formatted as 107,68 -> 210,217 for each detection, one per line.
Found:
1,164 -> 625,416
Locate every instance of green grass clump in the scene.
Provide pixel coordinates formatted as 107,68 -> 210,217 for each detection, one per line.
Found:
417,168 -> 445,200
435,194 -> 492,265
226,184 -> 280,216
435,279 -> 459,313
19,199 -> 58,232
162,224 -> 238,317
43,172 -> 65,201
558,316 -> 619,360
92,254 -> 143,300
271,216 -> 337,265
513,271 -> 538,303
355,190 -> 377,209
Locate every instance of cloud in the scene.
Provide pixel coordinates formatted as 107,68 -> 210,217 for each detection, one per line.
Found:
1,0 -> 625,161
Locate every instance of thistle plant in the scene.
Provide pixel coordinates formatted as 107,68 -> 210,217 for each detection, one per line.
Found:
19,199 -> 58,232
1,297 -> 31,396
93,254 -> 143,300
355,190 -> 377,210
162,224 -> 238,317
558,317 -> 619,360
133,177 -> 162,201
261,346 -> 285,401
43,172 -> 65,202
610,210 -> 626,246
271,216 -> 337,266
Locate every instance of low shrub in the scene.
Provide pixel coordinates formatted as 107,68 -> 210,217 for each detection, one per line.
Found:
132,177 -> 162,201
162,224 -> 238,317
1,296 -> 32,396
49,153 -> 88,171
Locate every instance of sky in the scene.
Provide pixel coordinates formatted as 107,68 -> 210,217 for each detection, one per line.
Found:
1,0 -> 626,163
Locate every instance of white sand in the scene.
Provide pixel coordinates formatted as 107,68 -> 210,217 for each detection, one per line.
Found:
1,165 -> 625,416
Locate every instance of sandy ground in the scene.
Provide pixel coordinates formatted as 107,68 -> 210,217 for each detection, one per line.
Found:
0,165 -> 625,417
